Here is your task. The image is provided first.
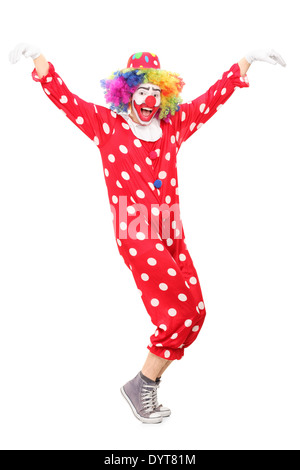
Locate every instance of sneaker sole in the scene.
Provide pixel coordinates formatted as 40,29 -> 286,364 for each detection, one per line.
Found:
158,410 -> 171,418
120,387 -> 163,424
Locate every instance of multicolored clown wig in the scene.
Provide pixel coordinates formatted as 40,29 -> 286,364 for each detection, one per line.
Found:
100,52 -> 185,121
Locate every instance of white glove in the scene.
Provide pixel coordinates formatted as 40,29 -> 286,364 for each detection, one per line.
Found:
9,42 -> 41,64
245,48 -> 286,67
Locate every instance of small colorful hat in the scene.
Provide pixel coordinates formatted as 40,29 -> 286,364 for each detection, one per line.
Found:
127,52 -> 161,70
101,52 -> 184,121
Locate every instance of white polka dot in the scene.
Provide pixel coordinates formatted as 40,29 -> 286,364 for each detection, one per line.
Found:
155,330 -> 159,337
94,136 -> 99,146
76,116 -> 84,125
122,123 -> 130,130
221,88 -> 227,95
136,190 -> 145,199
103,123 -> 110,134
171,333 -> 178,340
185,320 -> 192,327
108,154 -> 115,162
151,207 -> 160,216
196,306 -> 200,314
204,107 -> 210,115
185,281 -> 190,289
164,350 -> 171,359
104,168 -> 109,177
116,180 -> 123,188
165,152 -> 171,161
171,135 -> 176,144
44,88 -> 50,95
145,157 -> 152,165
178,293 -> 187,302
134,164 -> 141,172
120,222 -> 127,231
129,248 -> 137,256
165,195 -> 171,204
181,111 -> 186,122
168,308 -> 177,317
200,103 -> 206,113
119,145 -> 128,154
159,283 -> 168,291
198,301 -> 205,310
134,139 -> 142,148
147,258 -> 157,266
170,178 -> 177,187
179,253 -> 186,261
148,182 -> 155,191
159,171 -> 167,180
141,273 -> 149,281
155,243 -> 164,252
192,325 -> 200,332
189,277 -> 197,285
167,238 -> 173,247
112,195 -> 118,204
159,324 -> 167,331
136,232 -> 146,240
154,60 -> 158,66
111,111 -> 117,118
117,239 -> 122,247
46,77 -> 52,83
121,171 -> 130,180
156,344 -> 163,348
60,95 -> 68,104
57,78 -> 63,85
227,71 -> 233,78
176,131 -> 180,142
151,299 -> 160,307
168,268 -> 177,276
190,122 -> 196,132
216,104 -> 223,111
197,123 -> 204,129
127,206 -> 136,215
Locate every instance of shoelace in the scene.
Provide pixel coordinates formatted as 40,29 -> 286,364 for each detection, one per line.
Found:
141,383 -> 159,414
152,380 -> 162,410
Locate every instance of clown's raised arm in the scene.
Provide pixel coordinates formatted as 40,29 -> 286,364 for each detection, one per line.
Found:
9,43 -> 115,148
172,49 -> 286,143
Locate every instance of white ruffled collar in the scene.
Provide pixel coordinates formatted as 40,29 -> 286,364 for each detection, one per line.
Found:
120,113 -> 162,142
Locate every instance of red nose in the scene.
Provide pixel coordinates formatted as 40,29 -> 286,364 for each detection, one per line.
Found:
145,95 -> 156,108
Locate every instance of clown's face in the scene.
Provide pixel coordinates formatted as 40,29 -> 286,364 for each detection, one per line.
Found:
131,83 -> 161,125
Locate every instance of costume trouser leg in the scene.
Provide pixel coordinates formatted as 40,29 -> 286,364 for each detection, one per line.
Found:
117,230 -> 206,361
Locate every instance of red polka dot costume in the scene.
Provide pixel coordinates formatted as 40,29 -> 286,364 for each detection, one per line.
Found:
32,54 -> 249,361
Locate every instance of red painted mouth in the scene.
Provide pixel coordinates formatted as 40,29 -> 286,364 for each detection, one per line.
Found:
134,102 -> 160,122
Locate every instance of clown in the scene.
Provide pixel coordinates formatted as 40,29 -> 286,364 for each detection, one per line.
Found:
9,44 -> 286,424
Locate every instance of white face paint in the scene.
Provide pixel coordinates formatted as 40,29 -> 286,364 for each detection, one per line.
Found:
131,83 -> 161,125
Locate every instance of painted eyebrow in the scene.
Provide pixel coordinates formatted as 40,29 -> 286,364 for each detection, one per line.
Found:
138,86 -> 161,92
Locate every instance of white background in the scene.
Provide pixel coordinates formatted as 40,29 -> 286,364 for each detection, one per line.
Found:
0,0 -> 299,451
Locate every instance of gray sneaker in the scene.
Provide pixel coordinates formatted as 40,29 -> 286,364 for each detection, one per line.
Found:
153,378 -> 171,417
121,372 -> 163,424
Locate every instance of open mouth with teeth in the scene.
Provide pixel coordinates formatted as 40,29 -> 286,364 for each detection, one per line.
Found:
141,107 -> 153,118
133,102 -> 160,123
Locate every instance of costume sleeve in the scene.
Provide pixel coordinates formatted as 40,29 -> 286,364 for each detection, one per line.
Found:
32,62 -> 114,148
173,63 -> 250,144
